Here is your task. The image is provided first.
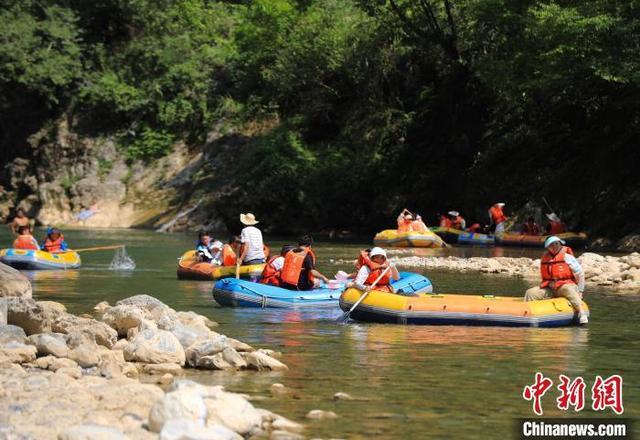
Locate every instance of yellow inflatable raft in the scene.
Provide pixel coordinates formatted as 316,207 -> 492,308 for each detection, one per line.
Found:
0,248 -> 81,270
373,229 -> 445,248
339,289 -> 589,327
176,250 -> 264,280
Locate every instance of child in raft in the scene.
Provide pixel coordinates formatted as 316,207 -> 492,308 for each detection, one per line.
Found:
349,247 -> 399,292
41,228 -> 69,253
195,231 -> 223,265
12,225 -> 39,250
260,244 -> 297,286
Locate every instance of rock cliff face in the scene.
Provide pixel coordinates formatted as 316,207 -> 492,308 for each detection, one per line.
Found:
0,119 -> 238,232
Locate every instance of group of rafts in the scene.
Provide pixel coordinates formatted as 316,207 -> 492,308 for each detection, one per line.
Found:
177,228 -> 588,328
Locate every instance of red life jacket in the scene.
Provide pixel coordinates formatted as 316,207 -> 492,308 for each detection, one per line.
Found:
260,256 -> 282,286
548,221 -> 567,235
13,235 -> 39,250
222,245 -> 237,266
490,206 -> 507,224
280,248 -> 316,286
466,223 -> 481,233
42,235 -> 65,253
540,246 -> 576,291
439,216 -> 452,228
355,250 -> 382,271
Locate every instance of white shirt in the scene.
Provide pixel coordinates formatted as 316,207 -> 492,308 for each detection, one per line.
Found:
271,256 -> 284,271
354,265 -> 372,289
564,253 -> 585,292
240,226 -> 265,262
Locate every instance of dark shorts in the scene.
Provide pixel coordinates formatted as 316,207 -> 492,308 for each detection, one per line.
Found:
243,258 -> 265,265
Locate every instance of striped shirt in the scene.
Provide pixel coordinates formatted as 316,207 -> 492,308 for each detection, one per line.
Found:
240,226 -> 265,262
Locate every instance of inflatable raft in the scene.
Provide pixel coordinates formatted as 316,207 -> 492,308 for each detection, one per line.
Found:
431,227 -> 495,245
373,229 -> 445,248
495,232 -> 588,249
176,250 -> 264,281
339,290 -> 589,327
213,272 -> 433,308
0,248 -> 81,270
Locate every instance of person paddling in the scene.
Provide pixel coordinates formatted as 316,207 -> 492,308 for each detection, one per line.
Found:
221,236 -> 240,266
12,225 -> 39,250
239,213 -> 265,265
521,217 -> 541,236
350,247 -> 399,292
280,235 -> 329,291
545,213 -> 567,235
488,202 -> 507,234
524,236 -> 588,324
397,209 -> 414,232
10,208 -> 31,235
41,227 -> 69,253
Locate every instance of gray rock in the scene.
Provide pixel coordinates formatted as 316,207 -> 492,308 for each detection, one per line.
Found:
204,390 -> 263,435
244,351 -> 288,371
221,348 -> 247,369
68,342 -> 100,368
101,305 -> 148,337
116,295 -> 169,313
27,332 -> 69,358
184,337 -> 228,367
57,424 -> 128,440
159,418 -> 241,440
148,389 -> 208,433
51,314 -> 117,348
0,324 -> 28,346
124,329 -> 186,365
160,320 -> 210,349
0,262 -> 32,299
195,353 -> 232,370
7,299 -> 66,335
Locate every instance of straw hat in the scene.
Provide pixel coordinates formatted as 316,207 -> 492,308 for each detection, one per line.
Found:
240,213 -> 259,225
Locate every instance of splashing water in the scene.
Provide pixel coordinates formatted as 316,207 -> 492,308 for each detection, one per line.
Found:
109,246 -> 136,270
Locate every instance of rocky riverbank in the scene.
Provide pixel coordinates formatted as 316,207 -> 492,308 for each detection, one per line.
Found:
384,252 -> 640,291
0,264 -> 304,439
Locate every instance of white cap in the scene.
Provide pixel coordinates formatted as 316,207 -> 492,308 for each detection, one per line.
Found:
546,213 -> 561,222
369,247 -> 387,258
448,211 -> 459,216
210,240 -> 223,249
544,236 -> 565,248
496,203 -> 505,207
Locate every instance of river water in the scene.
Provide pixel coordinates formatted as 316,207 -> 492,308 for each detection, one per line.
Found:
2,228 -> 638,438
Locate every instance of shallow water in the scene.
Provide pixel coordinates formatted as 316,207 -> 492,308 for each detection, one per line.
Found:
2,228 -> 638,438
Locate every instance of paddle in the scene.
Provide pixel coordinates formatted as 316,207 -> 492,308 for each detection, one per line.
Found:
61,244 -> 124,253
338,264 -> 393,323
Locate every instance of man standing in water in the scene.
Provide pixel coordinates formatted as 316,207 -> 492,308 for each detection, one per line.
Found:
239,213 -> 265,265
524,236 -> 588,324
488,202 -> 507,234
9,208 -> 31,235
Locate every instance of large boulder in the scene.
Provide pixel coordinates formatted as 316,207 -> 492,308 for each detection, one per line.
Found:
124,328 -> 186,365
101,304 -> 149,337
7,299 -> 66,335
184,337 -> 228,368
159,418 -> 241,440
204,389 -> 263,435
51,313 -> 117,348
148,388 -> 208,433
27,332 -> 69,358
0,324 -> 28,345
116,294 -> 170,315
0,262 -> 32,299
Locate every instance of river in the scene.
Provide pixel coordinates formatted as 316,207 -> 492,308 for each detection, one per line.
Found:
2,228 -> 638,438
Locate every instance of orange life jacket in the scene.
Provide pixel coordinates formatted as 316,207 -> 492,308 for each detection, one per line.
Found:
355,250 -> 382,271
222,244 -> 237,266
522,223 -> 540,236
42,235 -> 65,253
466,223 -> 481,233
397,219 -> 412,232
540,246 -> 576,291
364,267 -> 392,291
548,221 -> 567,235
260,256 -> 282,286
439,216 -> 452,228
410,220 -> 428,232
13,234 -> 39,250
489,206 -> 507,224
280,248 -> 316,286
451,216 -> 465,230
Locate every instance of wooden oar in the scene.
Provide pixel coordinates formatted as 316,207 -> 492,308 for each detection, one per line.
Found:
338,265 -> 392,323
62,244 -> 124,253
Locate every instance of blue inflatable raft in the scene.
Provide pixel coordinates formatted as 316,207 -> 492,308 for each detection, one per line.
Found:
212,272 -> 433,308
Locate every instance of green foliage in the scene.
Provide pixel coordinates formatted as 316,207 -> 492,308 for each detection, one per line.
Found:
121,126 -> 175,161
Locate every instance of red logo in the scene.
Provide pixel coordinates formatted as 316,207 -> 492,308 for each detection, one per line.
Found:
523,372 -> 554,415
592,375 -> 624,415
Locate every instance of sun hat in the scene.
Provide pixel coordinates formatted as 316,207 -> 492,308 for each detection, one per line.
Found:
210,240 -> 223,249
544,236 -> 565,248
240,213 -> 259,225
370,247 -> 387,258
546,213 -> 561,222
448,211 -> 459,217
